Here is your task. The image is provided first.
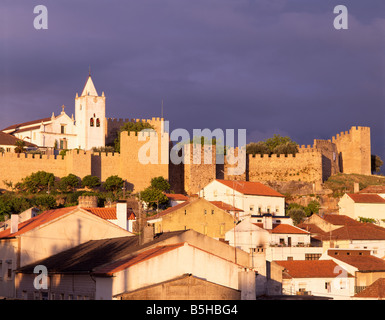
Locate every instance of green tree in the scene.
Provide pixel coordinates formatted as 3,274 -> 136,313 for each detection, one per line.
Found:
150,176 -> 171,193
57,174 -> 80,193
20,171 -> 55,193
246,141 -> 270,155
82,175 -> 101,189
371,154 -> 383,174
14,140 -> 26,153
104,175 -> 124,193
140,187 -> 169,210
304,200 -> 320,216
114,122 -> 154,153
32,194 -> 57,211
287,207 -> 307,225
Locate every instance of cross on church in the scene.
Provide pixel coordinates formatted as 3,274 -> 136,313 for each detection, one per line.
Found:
61,105 -> 65,113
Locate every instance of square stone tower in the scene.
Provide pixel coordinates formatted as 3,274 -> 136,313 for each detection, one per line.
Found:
75,75 -> 106,150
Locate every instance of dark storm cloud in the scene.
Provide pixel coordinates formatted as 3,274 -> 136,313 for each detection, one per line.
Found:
0,0 -> 384,161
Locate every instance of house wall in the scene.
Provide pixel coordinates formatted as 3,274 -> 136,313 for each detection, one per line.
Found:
15,273 -> 96,300
0,239 -> 19,298
153,199 -> 235,239
117,275 -> 241,300
17,210 -> 131,268
282,276 -> 355,299
201,180 -> 285,218
106,243 -> 241,300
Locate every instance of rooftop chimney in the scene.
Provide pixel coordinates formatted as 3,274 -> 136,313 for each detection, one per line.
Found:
10,214 -> 19,234
116,200 -> 128,230
262,214 -> 273,230
354,182 -> 360,193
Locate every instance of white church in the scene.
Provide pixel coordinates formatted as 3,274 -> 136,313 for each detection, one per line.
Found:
2,75 -> 106,151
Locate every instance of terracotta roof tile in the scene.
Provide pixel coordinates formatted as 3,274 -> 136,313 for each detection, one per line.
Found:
2,117 -> 51,131
82,207 -> 136,220
354,278 -> 385,298
275,260 -> 351,278
0,207 -> 78,239
209,201 -> 243,212
347,193 -> 385,204
216,179 -> 284,197
322,214 -> 362,226
0,131 -> 37,147
329,251 -> 385,272
324,224 -> 385,241
164,193 -> 189,201
93,243 -> 185,276
253,223 -> 309,234
359,186 -> 385,194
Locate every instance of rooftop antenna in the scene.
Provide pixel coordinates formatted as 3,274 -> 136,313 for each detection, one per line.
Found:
161,99 -> 164,118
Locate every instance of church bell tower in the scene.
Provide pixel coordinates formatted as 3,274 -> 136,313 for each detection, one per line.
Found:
75,73 -> 106,150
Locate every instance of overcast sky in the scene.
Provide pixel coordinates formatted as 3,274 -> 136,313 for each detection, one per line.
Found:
0,0 -> 384,164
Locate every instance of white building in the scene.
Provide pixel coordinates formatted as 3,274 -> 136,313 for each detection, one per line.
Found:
225,215 -> 323,263
199,179 -> 285,219
338,193 -> 385,226
274,259 -> 354,300
2,74 -> 106,151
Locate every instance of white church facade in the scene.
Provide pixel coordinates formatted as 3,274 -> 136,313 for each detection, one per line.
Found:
2,75 -> 106,152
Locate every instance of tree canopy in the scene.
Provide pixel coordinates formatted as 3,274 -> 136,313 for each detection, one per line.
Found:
246,134 -> 299,156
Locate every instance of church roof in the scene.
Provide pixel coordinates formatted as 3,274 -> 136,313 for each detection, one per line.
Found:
81,75 -> 98,97
2,117 -> 51,132
0,131 -> 37,148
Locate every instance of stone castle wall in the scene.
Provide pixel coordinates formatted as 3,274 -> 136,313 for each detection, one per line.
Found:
331,126 -> 371,175
0,125 -> 372,194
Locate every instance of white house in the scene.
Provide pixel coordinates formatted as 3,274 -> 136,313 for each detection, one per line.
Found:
15,230 -> 255,300
274,259 -> 354,300
225,215 -> 322,263
199,179 -> 285,219
338,193 -> 385,226
2,74 -> 106,151
0,206 -> 132,299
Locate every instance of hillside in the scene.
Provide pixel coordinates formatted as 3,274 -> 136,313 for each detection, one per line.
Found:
324,173 -> 385,196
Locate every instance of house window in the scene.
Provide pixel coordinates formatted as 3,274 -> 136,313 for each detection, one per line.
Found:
7,261 -> 12,280
90,118 -> 94,127
61,125 -> 65,134
211,210 -> 214,215
250,205 -> 254,212
220,224 -> 225,236
204,209 -> 207,215
305,254 -> 321,260
287,256 -> 293,261
267,206 -> 271,214
184,210 -> 187,215
276,207 -> 279,213
325,282 -> 331,293
258,207 -> 262,214
96,118 -> 100,127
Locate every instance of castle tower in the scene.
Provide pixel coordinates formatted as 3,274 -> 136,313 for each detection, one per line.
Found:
75,74 -> 106,150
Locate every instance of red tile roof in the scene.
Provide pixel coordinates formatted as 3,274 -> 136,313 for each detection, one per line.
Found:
328,251 -> 385,272
0,131 -> 37,147
209,201 -> 243,212
359,186 -> 385,194
82,207 -> 136,220
215,179 -> 284,197
347,193 -> 385,204
253,223 -> 309,234
93,243 -> 185,276
354,278 -> 385,298
2,117 -> 51,131
0,207 -> 78,239
324,224 -> 385,241
322,214 -> 362,226
275,260 -> 351,278
164,193 -> 189,201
